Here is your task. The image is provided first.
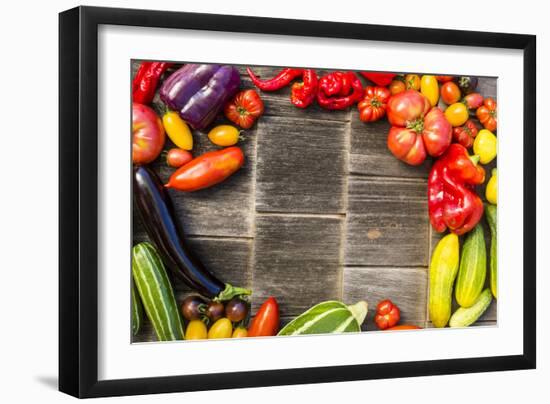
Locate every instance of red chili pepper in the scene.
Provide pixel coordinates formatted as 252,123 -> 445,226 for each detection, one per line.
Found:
360,72 -> 397,87
317,71 -> 363,110
428,144 -> 486,235
132,61 -> 173,104
246,67 -> 303,91
290,69 -> 318,108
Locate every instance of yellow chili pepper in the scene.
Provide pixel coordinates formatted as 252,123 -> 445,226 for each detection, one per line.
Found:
162,111 -> 193,151
421,75 -> 439,107
185,319 -> 207,340
473,129 -> 497,164
486,168 -> 497,205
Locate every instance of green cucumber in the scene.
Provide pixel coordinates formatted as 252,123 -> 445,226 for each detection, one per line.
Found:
132,242 -> 184,341
131,281 -> 144,336
455,224 -> 486,308
486,205 -> 497,298
278,300 -> 368,336
449,288 -> 492,327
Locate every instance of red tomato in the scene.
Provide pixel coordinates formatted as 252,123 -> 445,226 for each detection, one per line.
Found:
165,146 -> 244,192
386,91 -> 451,165
374,300 -> 401,330
224,89 -> 264,129
357,86 -> 391,122
463,93 -> 483,109
132,103 -> 165,164
248,297 -> 279,337
436,75 -> 454,82
166,148 -> 193,168
452,120 -> 479,149
440,81 -> 461,105
476,97 -> 497,131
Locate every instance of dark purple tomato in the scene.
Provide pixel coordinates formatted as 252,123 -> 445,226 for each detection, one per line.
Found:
181,295 -> 206,321
205,301 -> 225,322
225,298 -> 249,322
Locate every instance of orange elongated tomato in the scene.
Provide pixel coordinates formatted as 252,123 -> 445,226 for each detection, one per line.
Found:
165,146 -> 244,192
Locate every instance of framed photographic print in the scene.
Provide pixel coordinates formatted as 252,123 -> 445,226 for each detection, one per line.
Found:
59,5 -> 536,398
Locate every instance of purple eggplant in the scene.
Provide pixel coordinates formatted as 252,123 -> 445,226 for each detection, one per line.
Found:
159,64 -> 241,130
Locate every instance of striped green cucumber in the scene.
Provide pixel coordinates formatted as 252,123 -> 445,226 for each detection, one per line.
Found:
131,281 -> 144,336
486,205 -> 497,298
449,288 -> 492,327
277,300 -> 368,336
132,242 -> 184,341
429,233 -> 459,328
455,224 -> 486,308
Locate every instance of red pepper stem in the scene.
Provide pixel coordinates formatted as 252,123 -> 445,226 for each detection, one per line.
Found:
469,155 -> 480,165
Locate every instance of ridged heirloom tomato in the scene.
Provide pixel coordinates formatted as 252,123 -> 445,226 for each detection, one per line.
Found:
386,90 -> 452,165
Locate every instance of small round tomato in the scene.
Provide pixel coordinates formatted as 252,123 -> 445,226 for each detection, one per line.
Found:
166,148 -> 193,168
225,298 -> 249,323
389,78 -> 406,95
463,93 -> 484,110
476,97 -> 497,132
405,74 -> 421,90
440,81 -> 461,105
445,102 -> 469,127
207,125 -> 241,146
436,75 -> 454,82
207,318 -> 233,339
374,299 -> 401,330
232,327 -> 248,338
132,103 -> 165,164
185,319 -> 207,340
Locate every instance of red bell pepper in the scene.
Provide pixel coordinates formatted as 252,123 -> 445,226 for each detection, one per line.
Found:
360,72 -> 396,87
316,71 -> 363,110
428,144 -> 486,235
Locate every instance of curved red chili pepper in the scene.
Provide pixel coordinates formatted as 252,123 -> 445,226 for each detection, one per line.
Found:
247,67 -> 303,91
132,61 -> 173,104
317,71 -> 363,110
290,69 -> 318,108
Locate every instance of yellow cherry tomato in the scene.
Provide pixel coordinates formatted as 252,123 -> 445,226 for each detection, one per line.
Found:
207,125 -> 241,147
185,319 -> 207,340
207,318 -> 233,339
486,168 -> 497,205
405,74 -> 421,91
444,102 -> 469,127
232,327 -> 248,338
474,129 -> 497,164
162,111 -> 193,151
421,75 -> 439,107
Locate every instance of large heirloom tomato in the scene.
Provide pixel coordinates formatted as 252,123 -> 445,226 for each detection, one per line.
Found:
358,86 -> 391,122
386,90 -> 452,165
132,103 -> 165,164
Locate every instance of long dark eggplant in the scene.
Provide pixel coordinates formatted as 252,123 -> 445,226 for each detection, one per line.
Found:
133,165 -> 251,300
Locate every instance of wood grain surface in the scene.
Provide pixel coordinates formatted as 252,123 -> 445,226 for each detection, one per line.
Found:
132,63 -> 497,342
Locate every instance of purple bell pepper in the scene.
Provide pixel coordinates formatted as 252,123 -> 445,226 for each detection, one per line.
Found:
160,64 -> 241,130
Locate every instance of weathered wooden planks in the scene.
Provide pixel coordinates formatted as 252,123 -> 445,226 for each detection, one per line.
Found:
251,215 -> 343,315
255,115 -> 348,214
342,267 -> 428,330
345,176 -> 430,267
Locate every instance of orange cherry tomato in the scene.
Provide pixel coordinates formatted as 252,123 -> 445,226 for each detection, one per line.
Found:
405,74 -> 421,90
165,146 -> 244,192
440,81 -> 461,105
389,79 -> 406,95
166,148 -> 193,168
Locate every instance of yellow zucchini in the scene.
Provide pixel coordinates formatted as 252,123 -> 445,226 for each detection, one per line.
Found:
455,224 -> 486,307
429,233 -> 460,328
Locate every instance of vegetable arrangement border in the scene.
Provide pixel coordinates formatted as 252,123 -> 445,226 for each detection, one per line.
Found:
59,6 -> 536,399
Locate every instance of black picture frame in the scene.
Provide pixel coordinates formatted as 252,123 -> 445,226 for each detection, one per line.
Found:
59,5 -> 536,398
